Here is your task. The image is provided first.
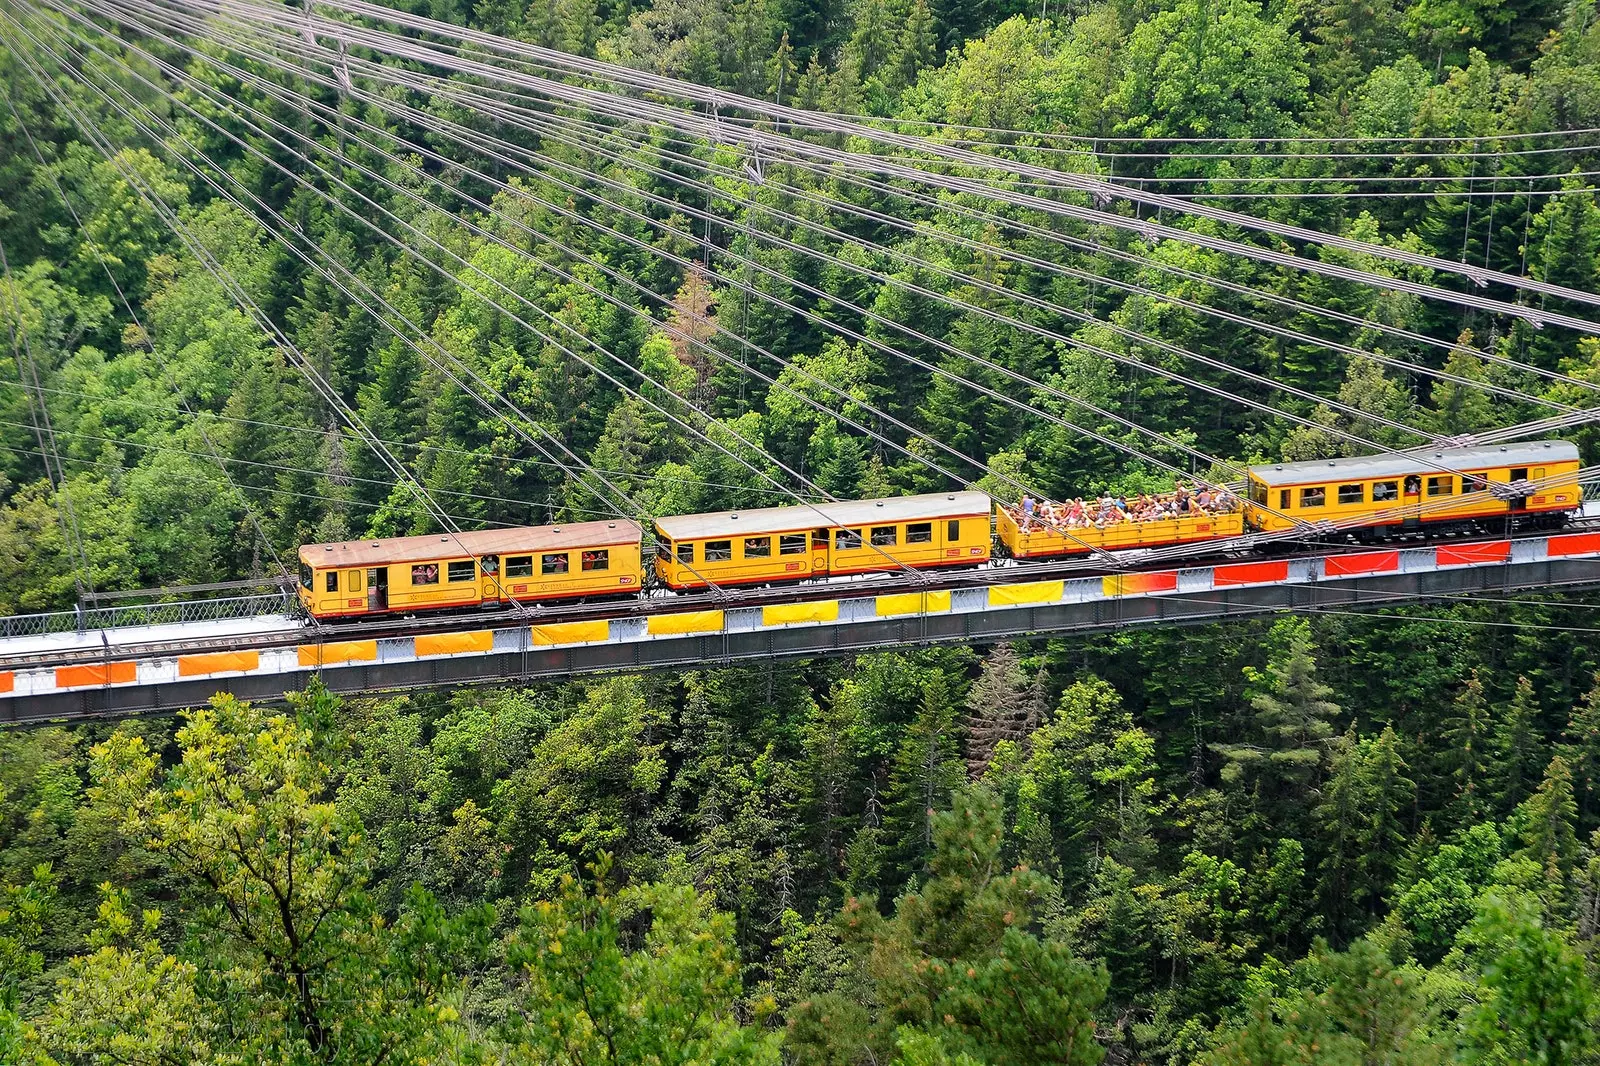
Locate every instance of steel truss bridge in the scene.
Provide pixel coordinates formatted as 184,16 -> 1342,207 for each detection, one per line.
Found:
4,529 -> 1600,723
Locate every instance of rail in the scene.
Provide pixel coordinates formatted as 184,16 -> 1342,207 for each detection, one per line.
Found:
0,592 -> 298,638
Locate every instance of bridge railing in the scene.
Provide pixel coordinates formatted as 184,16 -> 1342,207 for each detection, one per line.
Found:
0,592 -> 297,639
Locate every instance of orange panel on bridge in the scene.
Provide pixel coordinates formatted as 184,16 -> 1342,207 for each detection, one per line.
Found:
1323,551 -> 1400,577
1547,531 -> 1600,558
1103,572 -> 1178,597
56,662 -> 136,689
1213,561 -> 1290,587
1437,541 -> 1511,567
298,641 -> 378,668
416,631 -> 494,657
0,671 -> 12,694
178,651 -> 261,677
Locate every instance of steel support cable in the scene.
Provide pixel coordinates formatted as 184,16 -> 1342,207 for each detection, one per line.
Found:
1,13 -> 752,596
240,0 -> 1600,325
494,102 -> 1588,411
168,0 -> 1600,385
86,3 -> 1204,563
0,233 -> 97,598
224,44 -> 1533,495
34,10 -> 1105,575
43,8 -> 1568,560
442,91 -> 1558,430
0,76 -> 294,584
0,16 -> 508,611
17,10 -> 933,587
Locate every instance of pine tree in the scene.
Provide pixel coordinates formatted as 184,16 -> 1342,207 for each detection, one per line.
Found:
1512,756 -> 1581,906
1212,618 -> 1341,832
962,643 -> 1036,779
1443,669 -> 1494,827
1561,673 -> 1600,834
889,0 -> 937,94
1355,726 -> 1416,914
1494,676 -> 1546,813
883,671 -> 965,872
766,30 -> 798,105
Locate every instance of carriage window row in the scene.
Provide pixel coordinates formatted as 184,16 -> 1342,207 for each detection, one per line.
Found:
668,521 -> 962,562
1290,474 -> 1482,508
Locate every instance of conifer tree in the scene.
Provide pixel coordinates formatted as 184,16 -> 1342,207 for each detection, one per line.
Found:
1443,669 -> 1494,827
883,670 -> 966,871
963,643 -> 1038,779
1511,755 -> 1581,906
1355,725 -> 1415,912
1494,676 -> 1546,813
1561,673 -> 1600,833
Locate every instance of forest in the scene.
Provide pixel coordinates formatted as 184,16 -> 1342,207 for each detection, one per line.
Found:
4,0 -> 1600,1059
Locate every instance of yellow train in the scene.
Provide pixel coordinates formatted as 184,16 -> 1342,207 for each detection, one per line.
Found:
297,521 -> 643,620
297,442 -> 1582,619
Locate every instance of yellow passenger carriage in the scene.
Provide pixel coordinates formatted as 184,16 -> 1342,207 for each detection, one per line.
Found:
653,491 -> 992,590
1244,441 -> 1581,535
298,521 -> 644,620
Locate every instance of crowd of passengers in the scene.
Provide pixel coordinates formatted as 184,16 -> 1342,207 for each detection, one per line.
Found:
1014,481 -> 1237,531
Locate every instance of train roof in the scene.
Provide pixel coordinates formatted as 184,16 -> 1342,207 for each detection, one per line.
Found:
1247,440 -> 1579,488
655,491 -> 993,541
299,520 -> 642,568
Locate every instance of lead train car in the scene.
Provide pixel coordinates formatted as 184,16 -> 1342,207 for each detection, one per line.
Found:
653,491 -> 993,590
298,521 -> 644,620
1244,440 -> 1582,535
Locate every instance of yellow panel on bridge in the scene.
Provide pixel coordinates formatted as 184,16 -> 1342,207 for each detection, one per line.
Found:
416,631 -> 494,657
988,580 -> 1064,606
531,621 -> 610,646
298,640 -> 378,668
178,651 -> 261,677
763,601 -> 840,626
875,590 -> 952,616
647,610 -> 725,635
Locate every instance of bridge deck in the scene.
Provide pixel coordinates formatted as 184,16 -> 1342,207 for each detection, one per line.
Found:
4,530 -> 1599,723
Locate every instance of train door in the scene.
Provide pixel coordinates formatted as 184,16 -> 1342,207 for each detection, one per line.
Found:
345,568 -> 364,611
1509,467 -> 1529,510
811,527 -> 829,575
479,555 -> 500,603
367,567 -> 388,611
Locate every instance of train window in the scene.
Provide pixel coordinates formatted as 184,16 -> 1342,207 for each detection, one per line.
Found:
1427,476 -> 1454,497
412,563 -> 439,585
507,555 -> 534,578
836,528 -> 863,550
948,520 -> 960,541
871,526 -> 898,547
743,536 -> 771,558
1373,481 -> 1398,502
1279,490 -> 1290,510
300,562 -> 313,589
907,522 -> 933,544
706,540 -> 733,562
1465,473 -> 1487,492
655,541 -> 671,562
447,560 -> 476,582
1337,484 -> 1365,505
1249,481 -> 1267,504
1300,487 -> 1326,508
779,533 -> 808,555
541,553 -> 570,575
678,543 -> 694,564
813,528 -> 828,549
1404,476 -> 1421,496
1510,467 -> 1528,482
581,550 -> 609,571
325,571 -> 339,593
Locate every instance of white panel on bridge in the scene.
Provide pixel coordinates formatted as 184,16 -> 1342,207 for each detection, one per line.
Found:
493,627 -> 528,653
838,597 -> 879,623
1176,568 -> 1213,593
726,607 -> 763,632
1511,538 -> 1547,564
1400,548 -> 1436,574
951,587 -> 990,613
377,638 -> 413,662
1061,577 -> 1101,603
145,660 -> 180,686
1288,558 -> 1317,584
610,618 -> 648,642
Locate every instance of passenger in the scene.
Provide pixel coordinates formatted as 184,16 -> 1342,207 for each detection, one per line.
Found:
1021,495 -> 1036,530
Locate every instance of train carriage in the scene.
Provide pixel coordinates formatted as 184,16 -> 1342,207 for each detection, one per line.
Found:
298,521 -> 644,620
1244,441 -> 1581,535
653,491 -> 992,590
998,500 -> 1245,558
